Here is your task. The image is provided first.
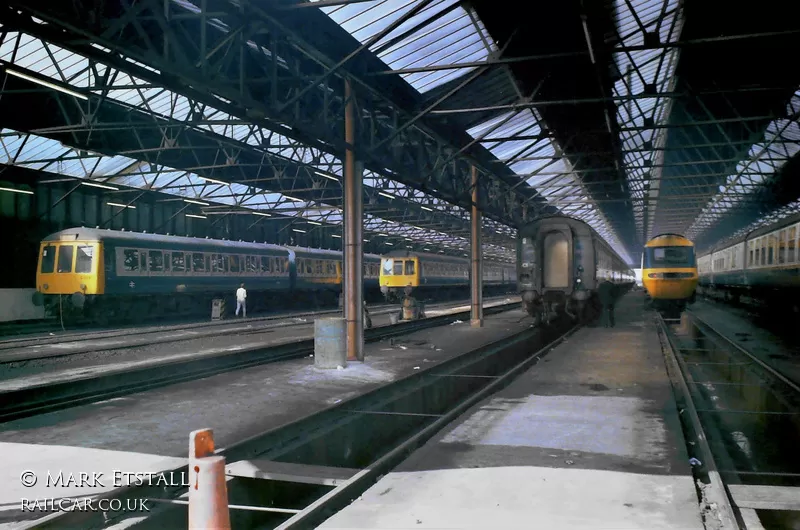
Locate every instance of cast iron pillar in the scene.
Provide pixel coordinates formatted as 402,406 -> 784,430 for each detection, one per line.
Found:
470,165 -> 483,327
344,78 -> 364,361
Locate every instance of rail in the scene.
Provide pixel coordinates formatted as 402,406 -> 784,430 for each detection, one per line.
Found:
18,307 -> 580,530
686,310 -> 800,395
0,296 -> 517,363
655,314 -> 738,528
657,311 -> 800,528
0,301 -> 520,423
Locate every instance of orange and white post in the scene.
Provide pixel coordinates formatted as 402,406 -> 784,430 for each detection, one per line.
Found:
188,428 -> 231,530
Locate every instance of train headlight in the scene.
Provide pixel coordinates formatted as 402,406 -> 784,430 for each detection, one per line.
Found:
648,272 -> 694,279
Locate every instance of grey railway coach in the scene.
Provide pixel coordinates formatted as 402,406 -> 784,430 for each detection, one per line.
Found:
517,215 -> 635,324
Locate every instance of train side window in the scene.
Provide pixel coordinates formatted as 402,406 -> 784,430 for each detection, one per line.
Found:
124,249 -> 139,272
172,252 -> 186,272
260,256 -> 270,274
761,239 -> 767,265
75,245 -> 93,274
149,251 -> 164,272
211,255 -> 225,273
755,248 -> 760,267
164,253 -> 171,272
57,245 -> 74,273
768,235 -> 776,265
297,258 -> 304,276
779,230 -> 787,264
229,255 -> 240,273
139,252 -> 147,271
405,261 -> 415,275
192,253 -> 205,272
789,227 -> 797,263
315,260 -> 323,274
41,245 -> 56,273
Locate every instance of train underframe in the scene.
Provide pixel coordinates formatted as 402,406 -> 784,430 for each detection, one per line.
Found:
697,284 -> 800,314
381,283 -> 516,304
521,284 -> 635,326
647,291 -> 696,316
38,286 -> 384,325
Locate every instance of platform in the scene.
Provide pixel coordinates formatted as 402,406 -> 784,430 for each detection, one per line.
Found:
319,291 -> 706,529
0,306 -> 531,526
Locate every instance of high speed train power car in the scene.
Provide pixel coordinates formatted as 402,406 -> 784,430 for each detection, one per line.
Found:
517,215 -> 635,324
378,249 -> 516,302
641,233 -> 698,313
33,227 -> 383,323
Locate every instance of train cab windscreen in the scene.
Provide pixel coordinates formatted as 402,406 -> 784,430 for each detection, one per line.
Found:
643,246 -> 696,268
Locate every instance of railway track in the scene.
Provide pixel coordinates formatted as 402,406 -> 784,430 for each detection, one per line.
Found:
0,296 -> 517,363
657,311 -> 800,529
0,301 -> 521,424
15,304 -> 578,530
0,302 -> 402,349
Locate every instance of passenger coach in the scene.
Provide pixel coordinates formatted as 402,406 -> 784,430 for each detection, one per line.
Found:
697,211 -> 800,312
517,215 -> 634,325
33,227 -> 382,323
379,250 -> 516,302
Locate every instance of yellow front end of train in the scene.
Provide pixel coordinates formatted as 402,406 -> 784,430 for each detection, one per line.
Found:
35,238 -> 105,310
379,256 -> 419,300
642,234 -> 697,310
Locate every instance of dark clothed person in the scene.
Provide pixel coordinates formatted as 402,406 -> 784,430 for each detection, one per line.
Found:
597,280 -> 616,328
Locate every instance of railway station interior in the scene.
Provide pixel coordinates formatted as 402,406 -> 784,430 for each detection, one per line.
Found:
0,0 -> 799,528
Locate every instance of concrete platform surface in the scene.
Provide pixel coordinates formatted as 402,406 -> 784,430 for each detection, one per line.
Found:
0,308 -> 531,459
0,297 -> 517,387
320,292 -> 705,530
0,442 -> 185,527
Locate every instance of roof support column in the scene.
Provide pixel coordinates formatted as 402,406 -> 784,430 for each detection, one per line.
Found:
470,166 -> 483,328
343,78 -> 364,362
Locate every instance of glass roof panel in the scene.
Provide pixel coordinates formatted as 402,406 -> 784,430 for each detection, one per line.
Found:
319,0 -> 496,93
0,126 -> 515,260
611,0 -> 684,239
466,108 -> 633,264
686,89 -> 800,239
0,29 -> 517,258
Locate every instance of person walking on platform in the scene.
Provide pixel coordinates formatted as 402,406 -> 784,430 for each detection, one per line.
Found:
597,279 -> 616,328
235,283 -> 247,318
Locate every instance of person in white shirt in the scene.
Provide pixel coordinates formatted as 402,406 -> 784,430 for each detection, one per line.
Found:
235,283 -> 247,318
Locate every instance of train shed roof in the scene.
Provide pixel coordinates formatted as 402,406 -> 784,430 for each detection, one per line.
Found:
1,0 -> 799,264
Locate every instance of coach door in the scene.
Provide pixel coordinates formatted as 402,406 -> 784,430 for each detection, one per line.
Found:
543,230 -> 571,289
